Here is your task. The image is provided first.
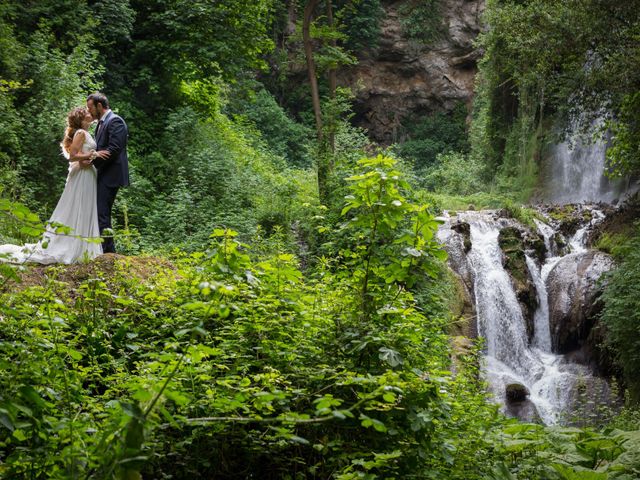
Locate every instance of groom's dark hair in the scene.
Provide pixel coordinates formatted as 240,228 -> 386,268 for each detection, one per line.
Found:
87,92 -> 109,109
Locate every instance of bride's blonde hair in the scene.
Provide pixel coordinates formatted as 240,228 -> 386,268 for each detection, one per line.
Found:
61,107 -> 89,157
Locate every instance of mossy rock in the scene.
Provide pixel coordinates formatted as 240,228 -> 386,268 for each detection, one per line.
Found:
498,227 -> 528,283
446,267 -> 477,338
498,227 -> 538,341
451,220 -> 471,252
546,204 -> 593,237
590,197 -> 640,255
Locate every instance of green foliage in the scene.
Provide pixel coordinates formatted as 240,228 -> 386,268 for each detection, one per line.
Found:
0,197 -> 45,245
122,102 -> 313,252
0,191 -> 496,479
399,0 -> 445,44
9,0 -> 95,50
426,191 -> 515,212
0,198 -> 45,284
594,231 -> 634,260
230,87 -> 314,167
487,422 -> 640,480
4,2 -> 640,479
600,224 -> 640,401
397,103 -> 470,171
340,0 -> 385,52
0,157 -> 507,479
421,151 -> 485,196
340,154 -> 447,318
473,0 -> 640,196
91,0 -> 136,48
128,0 -> 274,86
610,403 -> 640,431
502,201 -> 545,231
606,92 -> 640,177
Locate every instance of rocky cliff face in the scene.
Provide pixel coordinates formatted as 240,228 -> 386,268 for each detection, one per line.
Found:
338,0 -> 485,143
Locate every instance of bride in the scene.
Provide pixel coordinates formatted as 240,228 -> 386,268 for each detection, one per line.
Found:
0,107 -> 104,264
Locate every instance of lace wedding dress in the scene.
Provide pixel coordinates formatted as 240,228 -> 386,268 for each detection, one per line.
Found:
0,130 -> 102,264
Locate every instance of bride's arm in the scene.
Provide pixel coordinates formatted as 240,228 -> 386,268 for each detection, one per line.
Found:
67,131 -> 96,163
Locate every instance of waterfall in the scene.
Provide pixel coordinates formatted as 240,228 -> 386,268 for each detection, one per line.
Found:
541,120 -> 636,204
525,254 -> 553,351
439,207 -> 613,424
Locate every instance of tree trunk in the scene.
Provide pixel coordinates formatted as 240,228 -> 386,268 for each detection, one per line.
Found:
326,0 -> 337,153
303,0 -> 322,142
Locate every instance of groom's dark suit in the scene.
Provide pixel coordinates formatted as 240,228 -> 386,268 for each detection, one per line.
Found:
93,110 -> 129,253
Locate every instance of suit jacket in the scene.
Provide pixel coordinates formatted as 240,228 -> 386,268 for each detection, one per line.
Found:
93,110 -> 130,188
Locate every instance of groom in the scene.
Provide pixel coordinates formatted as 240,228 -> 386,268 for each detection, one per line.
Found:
86,92 -> 130,254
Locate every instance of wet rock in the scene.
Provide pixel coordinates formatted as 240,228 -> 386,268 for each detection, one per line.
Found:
438,218 -> 477,337
541,204 -> 595,237
498,227 -> 538,342
504,384 -> 540,423
439,219 -> 474,294
448,270 -> 477,337
495,209 -> 547,261
547,250 -> 614,354
506,383 -> 529,402
451,220 -> 471,252
506,398 -> 541,423
525,232 -> 547,263
552,232 -> 568,256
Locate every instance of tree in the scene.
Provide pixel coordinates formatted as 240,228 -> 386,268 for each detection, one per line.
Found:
475,0 -> 640,179
303,0 -> 322,141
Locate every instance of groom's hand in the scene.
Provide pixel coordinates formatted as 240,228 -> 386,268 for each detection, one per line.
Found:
79,159 -> 93,168
96,150 -> 111,159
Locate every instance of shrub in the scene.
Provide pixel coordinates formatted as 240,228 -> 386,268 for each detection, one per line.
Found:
396,103 -> 470,170
230,88 -> 314,167
600,224 -> 640,401
421,151 -> 485,195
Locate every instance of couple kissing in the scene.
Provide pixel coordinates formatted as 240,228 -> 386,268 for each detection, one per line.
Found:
0,92 -> 130,265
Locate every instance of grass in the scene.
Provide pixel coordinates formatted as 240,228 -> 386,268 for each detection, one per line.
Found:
424,191 -> 513,212
594,231 -> 634,259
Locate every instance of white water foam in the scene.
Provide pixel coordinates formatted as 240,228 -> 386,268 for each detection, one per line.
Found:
441,210 -> 610,424
542,120 -> 636,205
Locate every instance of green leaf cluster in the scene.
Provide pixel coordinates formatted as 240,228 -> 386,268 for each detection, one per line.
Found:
600,223 -> 640,401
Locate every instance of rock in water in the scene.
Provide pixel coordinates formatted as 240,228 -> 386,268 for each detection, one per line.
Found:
547,250 -> 614,354
506,383 -> 529,402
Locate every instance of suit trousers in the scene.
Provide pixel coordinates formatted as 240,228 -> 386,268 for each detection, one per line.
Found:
97,181 -> 119,253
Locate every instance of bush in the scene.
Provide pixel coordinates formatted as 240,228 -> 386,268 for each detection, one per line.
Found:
341,0 -> 385,52
396,103 -> 470,170
0,159 -> 504,478
230,88 -> 314,167
399,0 -> 445,44
421,151 -> 485,195
600,224 -> 640,401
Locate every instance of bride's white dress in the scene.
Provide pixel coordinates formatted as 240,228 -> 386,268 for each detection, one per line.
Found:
0,129 -> 102,264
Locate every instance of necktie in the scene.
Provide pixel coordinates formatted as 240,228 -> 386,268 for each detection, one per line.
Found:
96,120 -> 103,138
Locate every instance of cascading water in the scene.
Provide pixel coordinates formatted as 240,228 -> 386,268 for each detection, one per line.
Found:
434,109 -> 636,423
438,207 -> 613,425
541,119 -> 636,204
